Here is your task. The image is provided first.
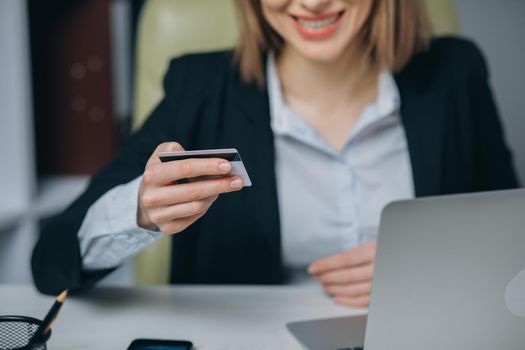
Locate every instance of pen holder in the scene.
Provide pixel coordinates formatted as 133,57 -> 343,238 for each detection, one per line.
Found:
0,316 -> 51,350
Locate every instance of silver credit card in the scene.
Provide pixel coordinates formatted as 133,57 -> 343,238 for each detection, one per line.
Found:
158,148 -> 252,187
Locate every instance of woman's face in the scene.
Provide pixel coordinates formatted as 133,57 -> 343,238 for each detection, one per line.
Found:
261,0 -> 373,62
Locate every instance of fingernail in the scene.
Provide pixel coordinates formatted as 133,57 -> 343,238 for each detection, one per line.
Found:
219,162 -> 231,172
307,265 -> 316,274
230,178 -> 243,189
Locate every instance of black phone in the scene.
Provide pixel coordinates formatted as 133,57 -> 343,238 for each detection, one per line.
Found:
127,339 -> 193,350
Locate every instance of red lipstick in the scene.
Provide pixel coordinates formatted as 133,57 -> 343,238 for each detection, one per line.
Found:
290,10 -> 345,40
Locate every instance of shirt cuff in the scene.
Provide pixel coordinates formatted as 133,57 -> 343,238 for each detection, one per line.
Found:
79,176 -> 164,270
107,176 -> 162,239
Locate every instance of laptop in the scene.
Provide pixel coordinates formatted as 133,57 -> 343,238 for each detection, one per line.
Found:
287,189 -> 525,350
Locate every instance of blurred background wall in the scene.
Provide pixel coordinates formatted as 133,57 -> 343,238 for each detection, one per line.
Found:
0,0 -> 523,286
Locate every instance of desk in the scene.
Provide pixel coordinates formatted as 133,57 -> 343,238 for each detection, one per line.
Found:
0,285 -> 365,349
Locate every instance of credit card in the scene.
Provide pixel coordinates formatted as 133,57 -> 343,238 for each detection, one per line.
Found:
158,148 -> 252,187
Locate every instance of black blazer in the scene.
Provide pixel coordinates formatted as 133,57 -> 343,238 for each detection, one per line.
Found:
32,37 -> 518,295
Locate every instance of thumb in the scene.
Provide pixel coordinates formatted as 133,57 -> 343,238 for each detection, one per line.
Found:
156,142 -> 185,153
146,142 -> 185,166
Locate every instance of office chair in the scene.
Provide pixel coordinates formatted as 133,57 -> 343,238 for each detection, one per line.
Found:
132,0 -> 460,285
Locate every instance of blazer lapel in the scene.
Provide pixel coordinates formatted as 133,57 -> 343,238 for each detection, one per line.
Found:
395,58 -> 445,197
223,70 -> 283,278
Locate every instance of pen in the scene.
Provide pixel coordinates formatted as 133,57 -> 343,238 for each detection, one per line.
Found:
29,290 -> 68,344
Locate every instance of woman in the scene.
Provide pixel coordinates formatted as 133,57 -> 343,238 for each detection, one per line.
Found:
32,0 -> 518,307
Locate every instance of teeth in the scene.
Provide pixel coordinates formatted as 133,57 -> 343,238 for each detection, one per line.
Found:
297,15 -> 338,29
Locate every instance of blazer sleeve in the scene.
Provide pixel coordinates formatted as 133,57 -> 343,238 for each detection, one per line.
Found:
31,58 -> 185,295
466,42 -> 520,190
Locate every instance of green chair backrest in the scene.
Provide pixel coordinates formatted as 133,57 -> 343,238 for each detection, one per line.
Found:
132,0 -> 459,285
133,0 -> 238,130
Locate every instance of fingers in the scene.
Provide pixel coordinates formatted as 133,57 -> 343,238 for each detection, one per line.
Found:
323,282 -> 372,298
144,158 -> 235,185
310,246 -> 377,308
313,263 -> 374,285
138,142 -> 246,234
147,195 -> 218,224
333,295 -> 370,308
141,176 -> 242,209
156,212 -> 204,235
147,142 -> 185,166
308,241 -> 376,275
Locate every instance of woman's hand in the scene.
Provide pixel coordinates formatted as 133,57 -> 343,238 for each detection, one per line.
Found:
137,142 -> 243,233
308,241 -> 377,308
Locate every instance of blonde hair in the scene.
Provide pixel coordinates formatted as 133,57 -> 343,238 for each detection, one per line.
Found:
234,0 -> 432,86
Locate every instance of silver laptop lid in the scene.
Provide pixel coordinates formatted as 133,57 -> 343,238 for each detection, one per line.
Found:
365,189 -> 525,350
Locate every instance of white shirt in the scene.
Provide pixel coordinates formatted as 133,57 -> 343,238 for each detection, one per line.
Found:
266,53 -> 414,283
78,55 -> 414,280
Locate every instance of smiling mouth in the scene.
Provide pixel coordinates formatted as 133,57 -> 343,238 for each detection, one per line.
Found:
290,10 -> 346,30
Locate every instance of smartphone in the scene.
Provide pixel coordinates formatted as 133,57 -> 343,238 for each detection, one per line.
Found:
127,338 -> 193,350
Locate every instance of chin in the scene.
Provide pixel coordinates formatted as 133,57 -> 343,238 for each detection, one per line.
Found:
292,42 -> 351,64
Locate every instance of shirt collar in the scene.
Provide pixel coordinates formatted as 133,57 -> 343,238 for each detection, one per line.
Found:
266,51 -> 401,140
267,51 -> 290,136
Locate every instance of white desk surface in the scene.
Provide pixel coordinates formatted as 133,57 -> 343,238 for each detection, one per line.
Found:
0,285 -> 366,350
